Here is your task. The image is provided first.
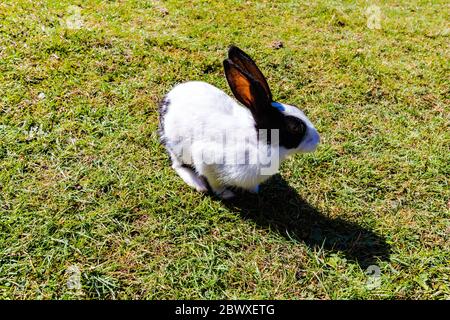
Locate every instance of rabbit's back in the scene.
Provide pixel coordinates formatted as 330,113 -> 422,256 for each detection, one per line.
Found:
167,81 -> 235,115
161,81 -> 255,147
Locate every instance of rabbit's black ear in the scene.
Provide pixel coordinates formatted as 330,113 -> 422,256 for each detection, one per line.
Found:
223,59 -> 273,126
228,46 -> 272,102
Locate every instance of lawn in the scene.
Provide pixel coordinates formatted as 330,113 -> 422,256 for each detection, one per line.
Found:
0,0 -> 448,299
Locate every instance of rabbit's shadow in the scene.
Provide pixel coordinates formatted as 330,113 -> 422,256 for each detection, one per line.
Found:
222,175 -> 391,268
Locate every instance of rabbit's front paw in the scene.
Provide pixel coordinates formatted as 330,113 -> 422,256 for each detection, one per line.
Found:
249,185 -> 260,194
216,188 -> 235,199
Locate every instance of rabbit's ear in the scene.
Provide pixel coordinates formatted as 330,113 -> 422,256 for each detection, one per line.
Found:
223,59 -> 271,115
228,46 -> 272,101
224,59 -> 277,129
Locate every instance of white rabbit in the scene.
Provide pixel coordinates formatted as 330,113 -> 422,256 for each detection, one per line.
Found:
158,46 -> 320,199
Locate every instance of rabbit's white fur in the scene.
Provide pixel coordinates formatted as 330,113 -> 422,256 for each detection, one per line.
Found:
160,81 -> 319,198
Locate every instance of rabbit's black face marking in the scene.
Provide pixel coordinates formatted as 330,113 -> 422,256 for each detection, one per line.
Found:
256,108 -> 307,149
280,115 -> 307,149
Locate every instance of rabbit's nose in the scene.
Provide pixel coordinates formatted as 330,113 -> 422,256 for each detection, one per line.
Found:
307,129 -> 320,144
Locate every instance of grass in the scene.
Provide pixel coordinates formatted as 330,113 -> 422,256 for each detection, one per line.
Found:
0,0 -> 449,299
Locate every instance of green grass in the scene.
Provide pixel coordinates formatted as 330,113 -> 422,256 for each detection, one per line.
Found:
0,0 -> 449,299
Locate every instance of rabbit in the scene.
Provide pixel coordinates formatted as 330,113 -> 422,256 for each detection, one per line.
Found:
158,46 -> 320,199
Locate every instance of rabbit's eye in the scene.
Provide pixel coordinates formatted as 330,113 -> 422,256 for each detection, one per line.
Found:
285,116 -> 306,140
278,116 -> 307,149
